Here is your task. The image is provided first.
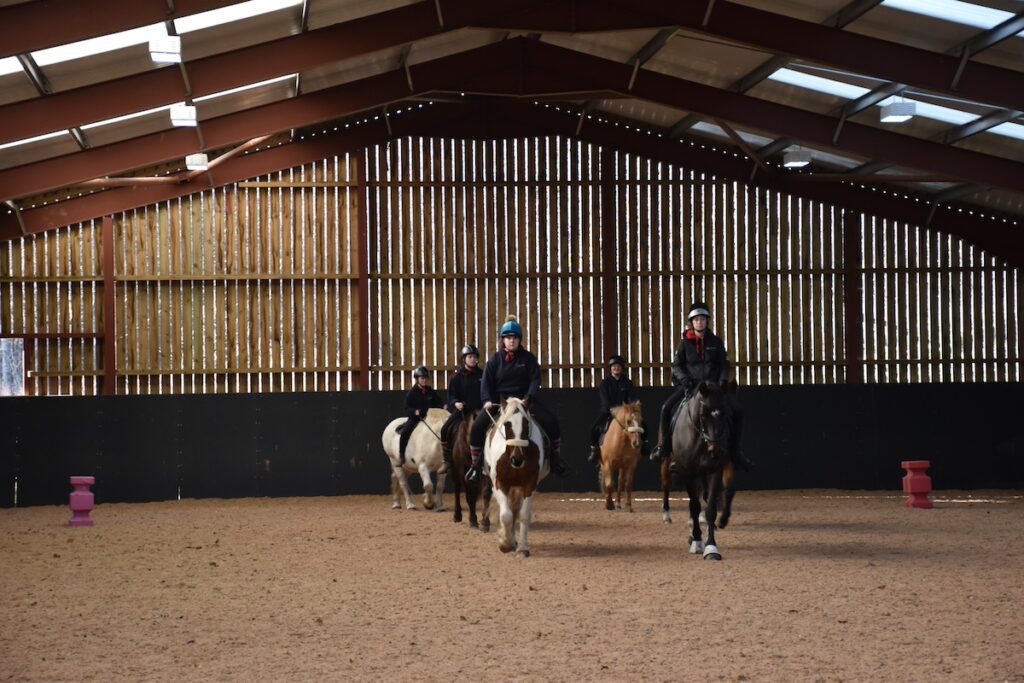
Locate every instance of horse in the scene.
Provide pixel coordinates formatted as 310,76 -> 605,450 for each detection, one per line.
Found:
660,381 -> 738,561
450,410 -> 493,531
599,401 -> 644,512
484,398 -> 548,557
381,407 -> 449,512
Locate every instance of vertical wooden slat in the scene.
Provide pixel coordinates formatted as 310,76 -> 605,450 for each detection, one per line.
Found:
356,151 -> 370,391
102,216 -> 115,395
842,209 -> 862,385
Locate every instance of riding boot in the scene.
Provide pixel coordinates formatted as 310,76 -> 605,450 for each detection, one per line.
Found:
465,448 -> 483,482
439,445 -> 452,474
548,439 -> 569,478
588,445 -> 600,464
649,442 -> 663,461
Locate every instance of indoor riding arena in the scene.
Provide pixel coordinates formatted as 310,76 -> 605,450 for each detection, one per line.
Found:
1,1 -> 1023,681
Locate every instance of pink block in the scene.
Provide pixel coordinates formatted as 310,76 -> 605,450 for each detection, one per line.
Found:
69,476 -> 95,526
900,461 -> 933,509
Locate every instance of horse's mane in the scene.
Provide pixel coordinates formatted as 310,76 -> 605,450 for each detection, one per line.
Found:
494,397 -> 537,429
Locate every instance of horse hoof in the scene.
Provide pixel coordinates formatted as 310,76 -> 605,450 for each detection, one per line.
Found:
499,543 -> 515,553
702,544 -> 722,561
454,513 -> 463,523
516,550 -> 531,558
406,505 -> 416,511
689,540 -> 705,554
627,507 -> 634,513
391,502 -> 401,510
424,503 -> 436,511
435,506 -> 447,513
663,513 -> 673,524
481,522 -> 490,533
605,503 -> 615,511
469,520 -> 478,528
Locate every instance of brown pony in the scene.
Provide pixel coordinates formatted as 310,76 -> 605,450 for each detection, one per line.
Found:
599,401 -> 644,512
450,410 -> 493,531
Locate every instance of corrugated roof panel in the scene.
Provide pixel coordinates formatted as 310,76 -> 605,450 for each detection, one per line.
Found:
846,4 -> 983,52
728,0 -> 854,23
0,70 -> 38,107
307,0 -> 418,30
299,44 -> 405,93
647,32 -> 772,89
540,30 -> 655,65
197,77 -> 296,119
182,5 -> 302,61
43,43 -> 160,93
596,99 -> 691,129
80,110 -> 174,149
0,132 -> 77,171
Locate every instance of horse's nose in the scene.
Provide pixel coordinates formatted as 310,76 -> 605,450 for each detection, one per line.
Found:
510,455 -> 525,469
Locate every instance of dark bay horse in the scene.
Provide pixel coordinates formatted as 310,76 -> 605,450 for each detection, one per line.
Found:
450,410 -> 493,531
660,381 -> 738,561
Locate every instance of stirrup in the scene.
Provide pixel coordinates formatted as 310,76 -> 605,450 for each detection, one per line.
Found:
587,446 -> 600,464
466,465 -> 481,482
649,444 -> 663,461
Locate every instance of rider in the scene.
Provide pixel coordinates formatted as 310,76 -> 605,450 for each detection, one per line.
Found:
397,366 -> 445,465
649,302 -> 732,469
439,344 -> 483,473
466,315 -> 569,482
588,355 -> 645,464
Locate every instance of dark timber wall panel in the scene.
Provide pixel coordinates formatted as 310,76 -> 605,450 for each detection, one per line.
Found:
1,384 -> 1021,508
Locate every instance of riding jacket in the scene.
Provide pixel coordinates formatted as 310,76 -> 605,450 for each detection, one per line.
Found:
671,329 -> 730,388
598,375 -> 635,414
480,348 -> 541,404
404,385 -> 445,419
446,366 -> 483,413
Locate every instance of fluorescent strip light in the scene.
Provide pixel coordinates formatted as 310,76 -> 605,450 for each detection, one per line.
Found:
784,148 -> 811,168
185,153 -> 209,171
170,104 -> 197,127
881,0 -> 1014,31
880,100 -> 915,123
691,121 -> 774,147
0,129 -> 68,151
149,35 -> 181,64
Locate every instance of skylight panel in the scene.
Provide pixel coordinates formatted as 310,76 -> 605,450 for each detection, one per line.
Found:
32,25 -> 167,67
193,74 -> 295,102
175,0 -> 303,33
0,129 -> 69,151
691,122 -> 774,147
878,97 -> 976,126
881,0 -> 1016,31
768,68 -> 868,100
988,122 -> 1024,141
0,57 -> 22,77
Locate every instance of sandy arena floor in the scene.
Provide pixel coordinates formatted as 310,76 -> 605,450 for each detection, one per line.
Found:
1,489 -> 1022,682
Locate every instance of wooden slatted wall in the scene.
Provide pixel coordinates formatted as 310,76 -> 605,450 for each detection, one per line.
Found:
1,136 -> 1020,394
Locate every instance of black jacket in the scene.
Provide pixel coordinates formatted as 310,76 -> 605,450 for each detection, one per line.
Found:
481,348 -> 541,404
671,329 -> 730,387
447,366 -> 483,412
598,375 -> 634,413
404,385 -> 445,419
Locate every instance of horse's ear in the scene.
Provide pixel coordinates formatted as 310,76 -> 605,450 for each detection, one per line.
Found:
725,380 -> 738,394
697,381 -> 710,396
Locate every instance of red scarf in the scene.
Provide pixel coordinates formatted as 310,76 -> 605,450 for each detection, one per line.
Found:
504,350 -> 516,362
418,386 -> 429,395
685,329 -> 705,359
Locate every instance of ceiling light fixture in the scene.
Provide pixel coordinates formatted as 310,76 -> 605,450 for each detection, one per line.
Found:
783,148 -> 812,168
170,104 -> 197,127
185,153 -> 209,171
148,34 -> 181,64
881,99 -> 916,123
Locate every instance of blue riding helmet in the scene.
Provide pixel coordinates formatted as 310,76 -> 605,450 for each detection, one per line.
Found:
499,318 -> 523,339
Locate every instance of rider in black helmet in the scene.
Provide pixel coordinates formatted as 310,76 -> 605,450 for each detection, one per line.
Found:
466,316 -> 569,482
397,365 -> 445,465
439,344 -> 483,473
650,302 -> 730,467
588,355 -> 647,464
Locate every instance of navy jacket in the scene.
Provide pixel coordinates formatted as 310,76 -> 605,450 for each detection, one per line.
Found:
598,375 -> 635,413
671,329 -> 730,387
404,385 -> 445,419
480,348 -> 541,404
447,366 -> 483,412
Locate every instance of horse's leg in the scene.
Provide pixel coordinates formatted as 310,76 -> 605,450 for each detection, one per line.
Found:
624,461 -> 637,513
452,469 -> 464,523
493,488 -> 514,553
435,471 -> 448,512
601,461 -> 614,511
702,471 -> 724,560
390,471 -> 401,510
416,462 -> 436,510
615,463 -> 625,510
718,463 -> 736,529
480,477 -> 493,533
685,477 -> 704,554
516,494 -> 534,557
661,458 -> 673,524
394,465 -> 416,510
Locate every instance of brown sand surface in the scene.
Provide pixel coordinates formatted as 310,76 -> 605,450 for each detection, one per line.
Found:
1,490 -> 1022,682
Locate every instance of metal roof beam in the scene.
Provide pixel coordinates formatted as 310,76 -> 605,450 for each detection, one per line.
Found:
0,0 -> 242,60
3,100 -> 1019,267
959,11 -> 1024,60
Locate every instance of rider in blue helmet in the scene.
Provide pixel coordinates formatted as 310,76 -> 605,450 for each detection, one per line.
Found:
466,315 -> 569,481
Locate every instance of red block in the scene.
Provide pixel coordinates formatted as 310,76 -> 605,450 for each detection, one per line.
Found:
901,460 -> 933,509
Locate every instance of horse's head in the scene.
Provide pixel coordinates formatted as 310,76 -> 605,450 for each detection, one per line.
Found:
499,398 -> 533,469
616,401 -> 645,450
691,382 -> 731,458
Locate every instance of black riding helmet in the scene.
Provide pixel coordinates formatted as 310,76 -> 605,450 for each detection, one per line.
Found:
412,365 -> 430,379
606,354 -> 626,369
459,344 -> 479,360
